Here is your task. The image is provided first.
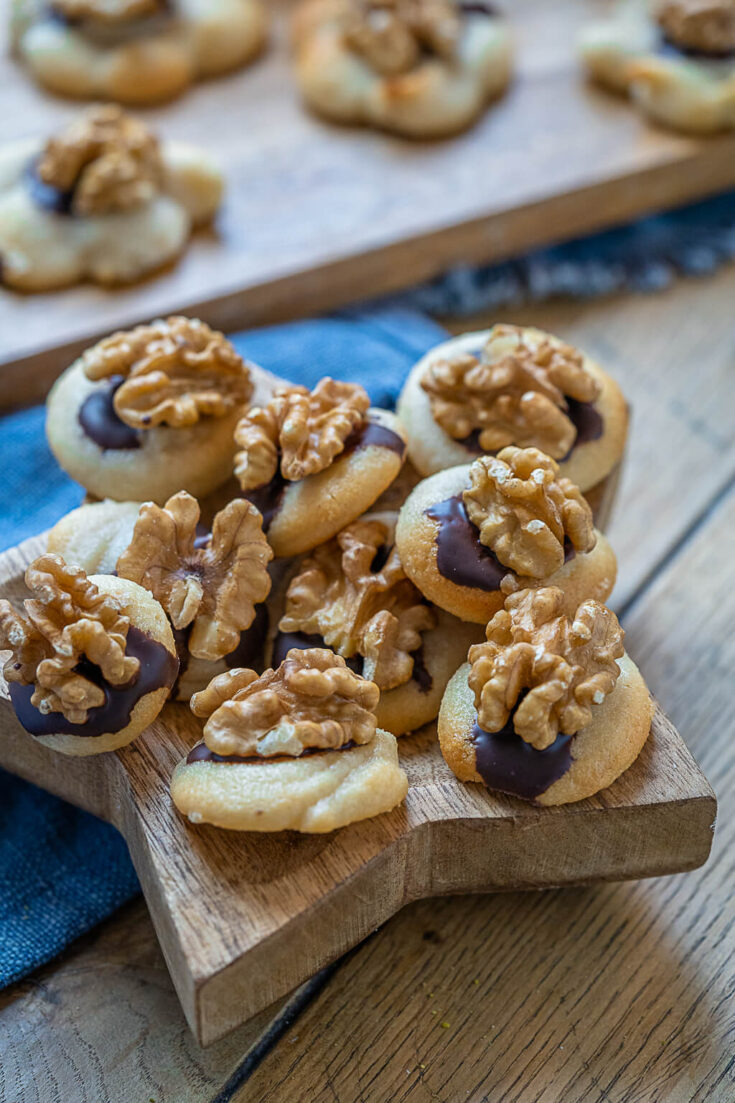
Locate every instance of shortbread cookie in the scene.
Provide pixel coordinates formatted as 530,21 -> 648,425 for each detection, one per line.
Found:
235,378 -> 407,557
48,492 -> 274,700
396,325 -> 628,513
292,0 -> 513,137
0,554 -> 177,756
395,450 -> 617,624
11,0 -> 267,105
268,512 -> 481,735
438,587 -> 653,805
171,650 -> 409,831
579,0 -> 735,133
0,106 -> 224,291
46,316 -> 266,504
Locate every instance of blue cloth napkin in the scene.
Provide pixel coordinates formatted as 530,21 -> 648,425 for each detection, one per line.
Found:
0,305 -> 446,989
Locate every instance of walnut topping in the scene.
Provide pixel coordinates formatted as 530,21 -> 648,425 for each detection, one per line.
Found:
190,649 -> 380,758
0,554 -> 139,725
116,492 -> 272,662
280,519 -> 435,691
37,105 -> 163,217
50,0 -> 161,24
234,378 -> 370,490
468,587 -> 624,750
343,0 -> 462,74
420,325 -> 601,460
81,316 -> 253,430
462,447 -> 596,579
656,0 -> 735,54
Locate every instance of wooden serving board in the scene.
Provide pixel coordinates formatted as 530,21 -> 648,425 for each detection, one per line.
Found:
5,0 -> 735,406
0,533 -> 717,1046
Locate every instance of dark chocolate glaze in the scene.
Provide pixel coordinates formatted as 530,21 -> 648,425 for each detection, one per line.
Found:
244,417 -> 405,532
26,159 -> 75,215
425,495 -> 508,591
459,400 -> 603,459
657,31 -> 735,60
185,740 -> 356,765
272,631 -> 363,675
78,376 -> 141,451
411,645 -> 433,695
472,711 -> 573,801
426,495 -> 576,592
9,626 -> 178,739
460,1 -> 500,16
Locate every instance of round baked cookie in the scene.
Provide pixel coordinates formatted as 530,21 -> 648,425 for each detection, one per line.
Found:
242,407 -> 408,558
395,463 -> 617,624
47,499 -> 143,574
396,326 -> 628,504
0,107 -> 224,292
46,317 -> 269,504
438,655 -> 653,805
171,727 -> 408,832
291,0 -> 513,138
11,0 -> 267,105
579,0 -> 735,134
1,565 -> 177,756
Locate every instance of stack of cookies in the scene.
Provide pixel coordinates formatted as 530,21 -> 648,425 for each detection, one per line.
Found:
0,317 -> 653,832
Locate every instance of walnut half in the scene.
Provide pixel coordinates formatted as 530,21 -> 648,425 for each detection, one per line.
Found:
420,325 -> 601,459
468,587 -> 624,750
280,519 -> 435,690
116,491 -> 272,662
462,447 -> 596,579
190,649 -> 380,758
234,377 -> 370,490
51,0 -> 162,25
0,554 -> 139,724
37,105 -> 163,217
656,0 -> 735,54
81,316 -> 253,430
343,0 -> 461,75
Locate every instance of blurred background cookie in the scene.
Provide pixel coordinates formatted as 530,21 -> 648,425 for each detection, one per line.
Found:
0,106 -> 223,291
10,0 -> 267,104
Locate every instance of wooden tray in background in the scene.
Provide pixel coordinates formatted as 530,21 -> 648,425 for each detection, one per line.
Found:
4,0 -> 735,407
0,534 -> 717,1046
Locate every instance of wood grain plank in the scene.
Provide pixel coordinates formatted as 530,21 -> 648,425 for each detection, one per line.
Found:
448,269 -> 735,608
234,485 -> 735,1103
5,0 -> 735,392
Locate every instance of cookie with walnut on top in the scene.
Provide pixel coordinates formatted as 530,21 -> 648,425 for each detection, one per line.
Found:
171,649 -> 409,832
396,446 -> 617,624
267,511 -> 481,736
234,377 -> 407,557
438,587 -> 653,805
46,316 -> 269,504
579,0 -> 735,134
0,106 -> 223,292
0,554 -> 178,756
48,490 -> 275,700
11,0 -> 267,105
397,324 -> 628,524
291,0 -> 513,138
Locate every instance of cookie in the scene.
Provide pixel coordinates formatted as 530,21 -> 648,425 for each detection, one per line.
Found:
291,0 -> 513,138
46,316 -> 269,504
438,587 -> 654,805
48,492 -> 275,701
0,554 -> 177,756
0,106 -> 224,292
170,650 -> 409,832
235,378 -> 407,557
395,450 -> 617,624
579,0 -> 735,133
396,325 -> 628,512
11,0 -> 267,105
267,511 -> 482,735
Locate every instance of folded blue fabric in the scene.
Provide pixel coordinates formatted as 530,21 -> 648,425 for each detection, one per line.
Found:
0,305 -> 446,989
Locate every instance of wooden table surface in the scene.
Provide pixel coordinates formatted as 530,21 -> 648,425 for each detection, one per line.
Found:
2,268 -> 735,1102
